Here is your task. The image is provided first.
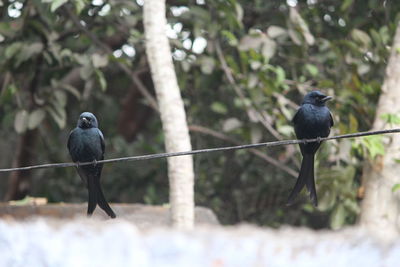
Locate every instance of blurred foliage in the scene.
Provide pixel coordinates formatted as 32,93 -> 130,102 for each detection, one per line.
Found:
0,0 -> 399,229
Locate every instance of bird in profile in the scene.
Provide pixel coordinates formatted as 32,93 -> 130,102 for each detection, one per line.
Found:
287,91 -> 333,207
67,112 -> 116,218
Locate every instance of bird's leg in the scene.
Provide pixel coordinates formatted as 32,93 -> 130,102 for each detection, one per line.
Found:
316,136 -> 322,143
92,159 -> 97,166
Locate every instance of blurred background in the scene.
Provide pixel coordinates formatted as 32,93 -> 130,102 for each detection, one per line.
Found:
0,0 -> 398,230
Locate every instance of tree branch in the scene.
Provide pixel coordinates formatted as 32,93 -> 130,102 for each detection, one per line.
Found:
188,124 -> 297,177
215,41 -> 283,140
64,5 -> 159,111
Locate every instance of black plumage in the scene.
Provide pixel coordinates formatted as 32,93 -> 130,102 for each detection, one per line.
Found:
287,91 -> 334,207
67,112 -> 116,218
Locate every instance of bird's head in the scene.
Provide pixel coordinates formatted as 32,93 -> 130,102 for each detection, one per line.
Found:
303,90 -> 332,106
77,112 -> 99,129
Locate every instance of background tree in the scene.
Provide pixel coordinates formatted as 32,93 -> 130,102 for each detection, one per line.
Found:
360,22 -> 400,236
0,0 -> 399,230
144,0 -> 194,228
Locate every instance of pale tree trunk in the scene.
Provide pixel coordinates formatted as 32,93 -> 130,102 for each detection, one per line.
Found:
360,23 -> 400,237
143,0 -> 194,229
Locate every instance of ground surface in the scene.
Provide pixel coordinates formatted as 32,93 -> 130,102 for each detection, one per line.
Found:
0,204 -> 399,267
0,203 -> 219,229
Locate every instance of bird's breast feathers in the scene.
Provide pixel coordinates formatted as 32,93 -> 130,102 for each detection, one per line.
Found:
69,128 -> 104,161
294,104 -> 332,138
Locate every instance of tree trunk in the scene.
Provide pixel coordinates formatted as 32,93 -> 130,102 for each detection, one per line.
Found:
4,129 -> 38,201
360,22 -> 400,236
143,0 -> 194,229
117,71 -> 154,142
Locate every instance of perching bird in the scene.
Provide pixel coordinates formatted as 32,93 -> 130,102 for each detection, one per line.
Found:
287,91 -> 333,207
67,112 -> 116,218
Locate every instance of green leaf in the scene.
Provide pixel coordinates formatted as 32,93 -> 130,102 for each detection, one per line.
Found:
54,90 -> 67,107
46,104 -> 66,129
341,0 -> 353,11
92,53 -> 108,68
351,29 -> 371,48
221,30 -> 238,46
211,102 -> 228,114
0,20 -> 23,38
5,42 -> 23,59
349,114 -> 358,132
238,34 -> 263,51
361,135 -> 385,159
275,66 -> 285,85
330,203 -> 347,230
9,195 -> 31,206
200,56 -> 215,74
267,26 -> 287,39
276,125 -> 292,137
261,37 -> 276,59
234,2 -> 243,23
73,0 -> 86,14
305,64 -> 318,77
0,83 -> 17,104
370,29 -> 382,47
379,26 -> 390,45
392,184 -> 400,193
50,0 -> 68,12
222,117 -> 242,132
380,113 -> 400,125
14,110 -> 29,134
302,203 -> 314,213
61,84 -> 81,100
289,7 -> 315,45
342,198 -> 360,214
318,189 -> 337,212
80,64 -> 93,80
28,109 -> 46,130
95,69 -> 107,91
15,43 -> 44,67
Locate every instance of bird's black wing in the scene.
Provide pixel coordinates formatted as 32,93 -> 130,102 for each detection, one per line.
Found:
67,129 -> 78,162
292,108 -> 307,155
292,107 -> 301,125
97,129 -> 105,157
67,131 -> 72,151
93,128 -> 115,218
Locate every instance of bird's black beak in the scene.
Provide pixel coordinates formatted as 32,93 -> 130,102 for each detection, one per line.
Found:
321,95 -> 333,102
82,117 -> 89,126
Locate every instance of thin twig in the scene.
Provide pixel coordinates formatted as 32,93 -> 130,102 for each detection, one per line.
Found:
0,128 -> 398,173
189,124 -> 297,177
64,5 -> 159,111
215,41 -> 283,140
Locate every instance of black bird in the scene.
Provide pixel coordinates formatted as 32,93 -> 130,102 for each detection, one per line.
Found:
67,112 -> 116,218
287,91 -> 333,207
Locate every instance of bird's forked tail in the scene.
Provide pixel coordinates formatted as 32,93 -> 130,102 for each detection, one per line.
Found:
87,177 -> 116,218
287,153 -> 317,206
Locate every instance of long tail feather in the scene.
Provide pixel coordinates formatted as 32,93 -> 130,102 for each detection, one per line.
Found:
287,153 -> 316,206
94,178 -> 116,218
305,155 -> 318,206
87,176 -> 97,216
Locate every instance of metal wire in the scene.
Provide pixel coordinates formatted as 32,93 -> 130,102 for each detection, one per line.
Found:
0,128 -> 398,173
